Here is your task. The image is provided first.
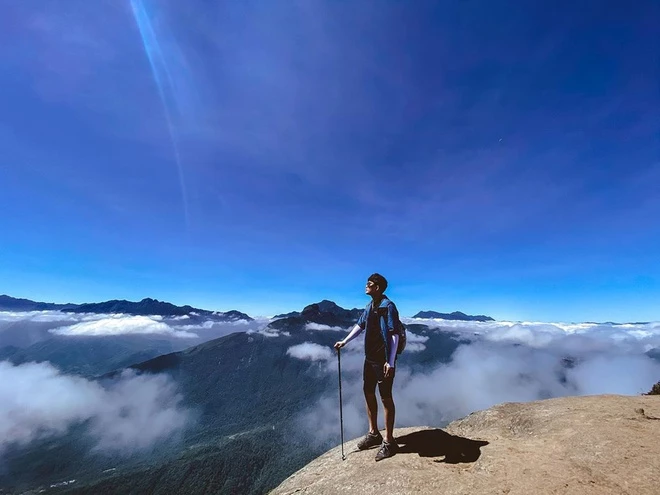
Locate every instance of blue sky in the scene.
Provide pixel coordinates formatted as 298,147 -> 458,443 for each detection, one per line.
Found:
1,0 -> 658,322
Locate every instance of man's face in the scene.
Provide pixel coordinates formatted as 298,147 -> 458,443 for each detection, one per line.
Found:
365,280 -> 379,295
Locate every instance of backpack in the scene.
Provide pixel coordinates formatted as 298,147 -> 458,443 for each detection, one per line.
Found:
371,299 -> 407,355
394,317 -> 407,354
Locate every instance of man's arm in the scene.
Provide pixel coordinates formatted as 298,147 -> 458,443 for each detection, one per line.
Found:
382,333 -> 399,378
387,334 -> 399,367
383,302 -> 399,376
334,324 -> 363,349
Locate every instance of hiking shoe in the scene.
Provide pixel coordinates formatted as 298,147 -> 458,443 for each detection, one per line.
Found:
357,431 -> 383,450
375,440 -> 398,461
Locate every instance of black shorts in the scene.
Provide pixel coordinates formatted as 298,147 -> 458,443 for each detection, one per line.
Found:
363,359 -> 395,399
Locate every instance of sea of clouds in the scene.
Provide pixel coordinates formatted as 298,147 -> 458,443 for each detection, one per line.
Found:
0,310 -> 272,343
0,310 -> 274,458
289,317 -> 660,446
0,361 -> 190,457
2,310 -> 659,456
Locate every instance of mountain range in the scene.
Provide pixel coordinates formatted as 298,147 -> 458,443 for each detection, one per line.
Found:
272,299 -> 496,323
412,310 -> 495,322
0,294 -> 495,381
0,294 -> 79,312
0,295 -> 252,321
1,294 -> 496,322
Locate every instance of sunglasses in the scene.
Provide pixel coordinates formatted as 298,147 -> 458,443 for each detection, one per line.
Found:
366,282 -> 376,288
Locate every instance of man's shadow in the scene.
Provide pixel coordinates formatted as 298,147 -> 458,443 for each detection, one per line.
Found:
395,429 -> 489,464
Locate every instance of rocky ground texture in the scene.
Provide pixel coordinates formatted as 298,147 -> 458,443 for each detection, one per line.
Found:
270,394 -> 660,495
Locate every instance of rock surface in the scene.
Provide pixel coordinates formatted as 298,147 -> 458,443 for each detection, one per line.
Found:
270,394 -> 660,495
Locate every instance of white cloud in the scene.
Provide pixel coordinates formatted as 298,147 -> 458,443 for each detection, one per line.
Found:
411,318 -> 660,351
0,310 -> 98,323
406,331 -> 429,343
304,323 -> 348,332
50,315 -> 198,338
246,324 -> 291,338
0,361 -> 189,456
404,342 -> 427,352
565,354 -> 660,396
403,331 -> 429,352
228,317 -> 265,326
260,330 -> 286,338
176,320 -> 216,331
176,317 -> 269,332
286,342 -> 334,362
90,370 -> 189,452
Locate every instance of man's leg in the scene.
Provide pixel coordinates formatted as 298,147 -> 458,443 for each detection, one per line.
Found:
374,375 -> 398,461
365,393 -> 379,434
378,367 -> 396,444
363,361 -> 379,433
357,361 -> 383,451
382,397 -> 395,443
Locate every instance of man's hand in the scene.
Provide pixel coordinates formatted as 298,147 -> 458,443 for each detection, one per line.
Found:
334,341 -> 345,351
383,362 -> 395,378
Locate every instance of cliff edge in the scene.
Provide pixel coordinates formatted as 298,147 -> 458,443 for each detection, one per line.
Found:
270,394 -> 660,495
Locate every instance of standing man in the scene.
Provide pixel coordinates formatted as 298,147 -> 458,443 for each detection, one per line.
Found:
334,273 -> 400,461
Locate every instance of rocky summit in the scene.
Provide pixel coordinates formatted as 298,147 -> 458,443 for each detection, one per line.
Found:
270,394 -> 660,495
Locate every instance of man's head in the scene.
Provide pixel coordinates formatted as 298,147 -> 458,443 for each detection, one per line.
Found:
365,273 -> 388,296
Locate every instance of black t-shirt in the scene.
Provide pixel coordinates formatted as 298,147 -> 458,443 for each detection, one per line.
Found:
365,304 -> 386,363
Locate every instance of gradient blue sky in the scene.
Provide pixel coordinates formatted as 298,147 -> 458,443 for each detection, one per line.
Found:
1,0 -> 658,321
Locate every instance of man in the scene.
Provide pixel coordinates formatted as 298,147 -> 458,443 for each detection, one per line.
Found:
334,273 -> 400,461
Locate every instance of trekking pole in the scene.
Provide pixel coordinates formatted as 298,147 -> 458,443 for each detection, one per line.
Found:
337,347 -> 346,461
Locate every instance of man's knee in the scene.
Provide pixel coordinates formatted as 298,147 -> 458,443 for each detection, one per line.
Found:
378,381 -> 395,402
381,396 -> 395,406
363,378 -> 377,396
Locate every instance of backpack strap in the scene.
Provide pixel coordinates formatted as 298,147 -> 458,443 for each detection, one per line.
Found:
373,298 -> 392,361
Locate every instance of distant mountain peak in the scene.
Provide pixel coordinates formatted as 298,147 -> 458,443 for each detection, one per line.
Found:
413,310 -> 494,322
269,300 -> 363,332
275,300 -> 361,320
